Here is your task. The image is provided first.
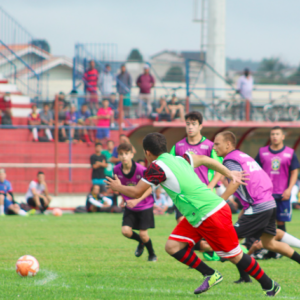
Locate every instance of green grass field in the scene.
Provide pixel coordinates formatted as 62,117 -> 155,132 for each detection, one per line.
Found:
1,211 -> 300,300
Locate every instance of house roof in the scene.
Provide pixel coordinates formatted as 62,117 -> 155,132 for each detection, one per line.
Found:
150,50 -> 206,61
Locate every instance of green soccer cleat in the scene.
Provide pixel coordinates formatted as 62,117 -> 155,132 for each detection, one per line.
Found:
263,281 -> 281,297
194,270 -> 223,294
203,251 -> 220,261
28,209 -> 36,215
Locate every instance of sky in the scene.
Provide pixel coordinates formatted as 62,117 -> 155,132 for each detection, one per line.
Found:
2,0 -> 300,65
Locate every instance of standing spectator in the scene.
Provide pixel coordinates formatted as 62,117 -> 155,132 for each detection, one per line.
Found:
136,64 -> 155,117
90,143 -> 108,191
101,140 -> 115,178
111,134 -> 137,164
99,64 -> 114,98
77,103 -> 92,144
109,93 -> 119,120
25,171 -> 52,213
155,97 -> 171,121
153,187 -> 168,215
96,98 -> 113,142
117,64 -> 132,118
65,104 -> 79,141
28,104 -> 41,142
168,94 -> 185,121
83,60 -> 99,112
39,103 -> 54,142
0,169 -> 28,216
237,68 -> 254,120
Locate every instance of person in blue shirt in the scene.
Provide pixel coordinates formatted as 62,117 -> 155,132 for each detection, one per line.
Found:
77,103 -> 93,145
0,169 -> 28,216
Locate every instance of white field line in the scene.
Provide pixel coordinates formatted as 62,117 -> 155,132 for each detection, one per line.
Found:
34,270 -> 58,286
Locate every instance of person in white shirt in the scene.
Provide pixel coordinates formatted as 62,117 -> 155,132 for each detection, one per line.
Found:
236,68 -> 254,120
153,187 -> 168,215
26,171 -> 52,213
99,64 -> 114,98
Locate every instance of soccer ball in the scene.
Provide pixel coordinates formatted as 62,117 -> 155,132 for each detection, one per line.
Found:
16,255 -> 39,277
52,208 -> 62,216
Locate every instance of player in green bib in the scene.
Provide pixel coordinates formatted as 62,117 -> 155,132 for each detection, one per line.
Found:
105,133 -> 280,297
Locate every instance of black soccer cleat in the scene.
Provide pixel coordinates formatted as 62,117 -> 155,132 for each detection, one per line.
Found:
234,277 -> 252,284
135,243 -> 144,257
148,254 -> 157,262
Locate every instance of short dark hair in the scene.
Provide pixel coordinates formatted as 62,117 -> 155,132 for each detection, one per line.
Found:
107,140 -> 114,145
185,111 -> 203,125
105,64 -> 110,68
117,143 -> 133,153
102,98 -> 109,102
120,134 -> 126,137
271,126 -> 283,132
43,103 -> 49,107
37,171 -> 44,176
95,142 -> 102,147
137,159 -> 144,164
143,133 -> 167,156
90,184 -> 100,192
218,131 -> 237,147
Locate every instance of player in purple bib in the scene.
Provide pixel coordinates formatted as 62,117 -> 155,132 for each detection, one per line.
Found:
214,131 -> 300,284
113,143 -> 157,262
255,126 -> 300,232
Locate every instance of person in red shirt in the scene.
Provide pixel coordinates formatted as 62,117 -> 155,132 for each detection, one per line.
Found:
95,98 -> 113,142
136,64 -> 155,117
28,104 -> 41,142
83,60 -> 99,112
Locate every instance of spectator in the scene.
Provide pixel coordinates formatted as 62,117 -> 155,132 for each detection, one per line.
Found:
39,103 -> 54,141
109,93 -> 119,120
237,68 -> 254,120
56,100 -> 68,141
90,143 -> 108,191
0,169 -> 28,216
28,104 -> 41,142
65,104 -> 80,141
136,64 -> 155,117
155,97 -> 171,121
86,185 -> 113,212
111,134 -> 137,164
25,171 -> 52,213
117,64 -> 132,118
0,92 -> 12,125
77,103 -> 92,144
96,98 -> 114,142
99,64 -> 114,98
168,94 -> 185,121
101,140 -> 115,178
153,187 -> 168,215
83,60 -> 99,112
137,159 -> 145,167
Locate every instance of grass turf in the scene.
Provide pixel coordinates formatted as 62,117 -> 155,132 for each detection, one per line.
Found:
1,211 -> 300,299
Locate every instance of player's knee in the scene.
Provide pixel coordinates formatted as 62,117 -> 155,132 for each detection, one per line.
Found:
121,227 -> 132,238
165,239 -> 179,255
139,231 -> 148,242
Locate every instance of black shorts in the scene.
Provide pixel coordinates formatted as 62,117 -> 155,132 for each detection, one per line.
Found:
27,197 -> 45,208
234,208 -> 277,239
174,205 -> 183,220
122,207 -> 154,230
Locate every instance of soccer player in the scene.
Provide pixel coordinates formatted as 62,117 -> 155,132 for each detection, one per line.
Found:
0,169 -> 28,216
106,133 -> 280,296
214,131 -> 300,284
113,143 -> 157,262
170,111 -> 222,223
255,126 -> 300,232
26,171 -> 52,213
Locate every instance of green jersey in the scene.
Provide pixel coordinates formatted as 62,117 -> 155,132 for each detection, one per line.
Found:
142,153 -> 225,227
101,150 -> 114,177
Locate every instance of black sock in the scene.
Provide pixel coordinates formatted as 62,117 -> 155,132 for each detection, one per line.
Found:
194,242 -> 201,251
277,223 -> 286,232
236,253 -> 272,290
144,239 -> 155,256
205,251 -> 214,257
291,251 -> 300,264
129,231 -> 142,243
171,246 -> 214,276
236,264 -> 251,281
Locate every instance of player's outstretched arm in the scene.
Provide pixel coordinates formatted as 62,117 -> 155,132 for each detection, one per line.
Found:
126,187 -> 153,209
220,180 -> 240,202
104,175 -> 150,199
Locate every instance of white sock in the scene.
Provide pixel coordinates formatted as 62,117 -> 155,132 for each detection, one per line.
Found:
0,205 -> 4,215
45,128 -> 53,140
18,209 -> 27,216
32,128 -> 38,140
281,232 -> 300,248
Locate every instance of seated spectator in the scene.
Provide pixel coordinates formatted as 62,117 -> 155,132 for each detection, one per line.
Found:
101,140 -> 115,178
153,187 -> 168,215
86,185 -> 113,212
28,104 -> 41,142
168,94 -> 185,121
155,97 -> 171,121
111,134 -> 137,164
137,159 -> 145,167
65,104 -> 80,141
39,103 -> 54,142
0,169 -> 29,216
109,93 -> 119,120
56,100 -> 67,141
0,93 -> 12,125
90,143 -> 108,191
95,98 -> 113,142
77,103 -> 92,144
25,171 -> 52,213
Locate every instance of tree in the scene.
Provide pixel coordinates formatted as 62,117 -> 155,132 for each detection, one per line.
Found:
163,66 -> 185,82
127,49 -> 143,62
31,39 -> 51,53
288,65 -> 300,85
258,57 -> 285,73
